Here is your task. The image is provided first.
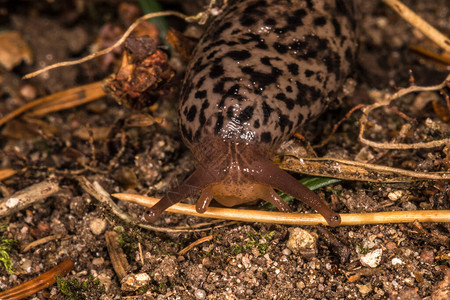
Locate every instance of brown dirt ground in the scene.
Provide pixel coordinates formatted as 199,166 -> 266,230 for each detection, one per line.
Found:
0,0 -> 449,299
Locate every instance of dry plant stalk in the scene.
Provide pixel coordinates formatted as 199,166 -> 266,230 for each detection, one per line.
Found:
178,235 -> 213,256
382,0 -> 450,52
0,260 -> 74,300
21,234 -> 66,252
277,156 -> 450,183
113,193 -> 450,226
359,74 -> 450,149
0,180 -> 59,218
105,231 -> 130,280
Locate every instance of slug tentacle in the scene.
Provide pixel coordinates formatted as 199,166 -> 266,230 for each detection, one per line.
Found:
257,187 -> 292,213
249,158 -> 341,227
144,165 -> 218,222
196,187 -> 214,213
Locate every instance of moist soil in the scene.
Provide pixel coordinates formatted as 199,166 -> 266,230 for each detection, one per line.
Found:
0,0 -> 449,299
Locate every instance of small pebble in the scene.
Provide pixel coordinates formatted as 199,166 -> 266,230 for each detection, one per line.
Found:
89,218 -> 107,235
391,257 -> 403,265
420,249 -> 434,263
21,258 -> 32,273
97,273 -> 112,292
296,281 -> 305,290
404,277 -> 414,286
282,248 -> 292,256
201,257 -> 214,268
360,248 -> 382,268
401,202 -> 417,211
5,198 -> 19,208
242,255 -> 251,268
388,190 -> 404,201
194,288 -> 206,299
386,241 -> 397,250
121,273 -> 151,292
286,228 -> 317,258
92,257 -> 104,266
357,283 -> 372,297
20,84 -> 37,100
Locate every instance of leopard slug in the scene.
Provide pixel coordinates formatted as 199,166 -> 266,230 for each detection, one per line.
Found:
144,0 -> 357,226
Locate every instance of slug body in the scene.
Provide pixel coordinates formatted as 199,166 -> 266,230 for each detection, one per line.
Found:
145,0 -> 357,226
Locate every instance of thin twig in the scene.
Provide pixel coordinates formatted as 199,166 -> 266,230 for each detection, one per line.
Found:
359,74 -> 450,149
76,176 -> 133,223
178,235 -> 213,256
113,193 -> 450,226
382,0 -> 450,52
138,242 -> 144,266
314,104 -> 366,148
21,234 -> 67,252
279,156 -> 450,182
0,180 -> 60,218
22,11 -> 196,80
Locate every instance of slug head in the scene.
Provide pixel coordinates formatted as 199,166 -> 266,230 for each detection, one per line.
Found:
144,136 -> 340,226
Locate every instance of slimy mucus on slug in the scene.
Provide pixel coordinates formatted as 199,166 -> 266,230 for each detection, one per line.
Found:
144,0 -> 357,226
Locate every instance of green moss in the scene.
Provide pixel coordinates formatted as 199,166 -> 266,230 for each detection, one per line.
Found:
229,230 -> 276,256
357,244 -> 371,255
115,226 -> 140,259
231,244 -> 244,255
245,230 -> 275,255
0,224 -> 17,274
57,275 -> 105,300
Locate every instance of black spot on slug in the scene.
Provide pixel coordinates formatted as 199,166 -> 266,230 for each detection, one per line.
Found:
261,56 -> 272,66
262,101 -> 274,125
186,105 -> 197,122
273,42 -> 288,54
216,22 -> 232,36
226,50 -> 251,61
214,114 -> 224,134
195,90 -> 207,99
304,70 -> 314,77
275,93 -> 295,110
264,18 -> 276,26
313,16 -> 327,26
240,14 -> 257,26
332,18 -> 341,36
199,100 -> 209,126
209,64 -> 224,78
287,63 -> 299,75
261,131 -> 272,143
237,105 -> 255,123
